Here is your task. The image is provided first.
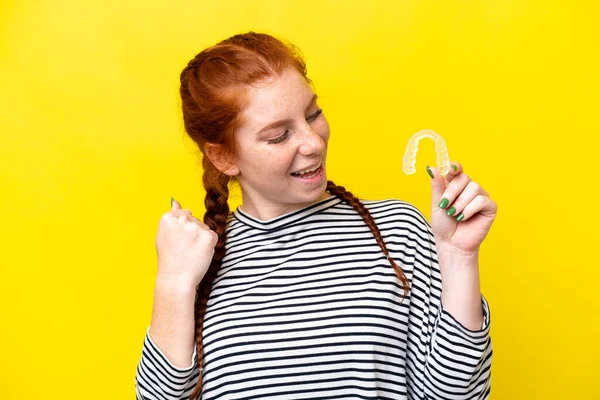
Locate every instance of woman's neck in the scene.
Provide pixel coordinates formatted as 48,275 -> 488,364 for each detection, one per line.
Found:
239,191 -> 334,222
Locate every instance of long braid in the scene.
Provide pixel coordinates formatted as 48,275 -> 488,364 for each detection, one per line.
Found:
326,180 -> 410,297
188,160 -> 231,400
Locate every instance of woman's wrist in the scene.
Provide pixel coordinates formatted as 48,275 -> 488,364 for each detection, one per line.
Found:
155,272 -> 199,295
437,245 -> 484,330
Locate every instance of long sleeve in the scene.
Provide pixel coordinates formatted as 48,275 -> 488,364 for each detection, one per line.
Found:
426,298 -> 492,398
135,327 -> 201,400
405,208 -> 492,399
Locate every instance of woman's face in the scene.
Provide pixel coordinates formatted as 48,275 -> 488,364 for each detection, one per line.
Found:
227,67 -> 331,219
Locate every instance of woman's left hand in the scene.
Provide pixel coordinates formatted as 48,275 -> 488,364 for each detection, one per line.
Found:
427,162 -> 498,255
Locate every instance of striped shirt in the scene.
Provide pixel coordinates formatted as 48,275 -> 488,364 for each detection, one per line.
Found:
136,197 -> 492,399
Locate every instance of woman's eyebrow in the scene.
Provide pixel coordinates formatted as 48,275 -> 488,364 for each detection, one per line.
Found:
255,94 -> 318,135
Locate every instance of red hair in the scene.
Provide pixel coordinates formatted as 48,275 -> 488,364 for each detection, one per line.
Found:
179,32 -> 409,399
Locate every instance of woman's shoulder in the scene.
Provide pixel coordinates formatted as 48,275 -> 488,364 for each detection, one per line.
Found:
360,198 -> 424,215
359,198 -> 431,229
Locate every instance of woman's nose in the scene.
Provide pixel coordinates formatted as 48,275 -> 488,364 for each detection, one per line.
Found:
297,125 -> 325,155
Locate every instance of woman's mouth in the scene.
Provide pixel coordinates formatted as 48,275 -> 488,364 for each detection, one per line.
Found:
291,162 -> 323,180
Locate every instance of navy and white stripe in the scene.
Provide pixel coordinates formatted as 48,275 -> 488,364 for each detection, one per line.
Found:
136,197 -> 492,399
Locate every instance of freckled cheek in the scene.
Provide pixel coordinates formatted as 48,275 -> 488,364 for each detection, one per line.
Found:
251,149 -> 292,176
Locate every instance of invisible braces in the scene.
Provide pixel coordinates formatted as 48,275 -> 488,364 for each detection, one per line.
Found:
402,129 -> 451,176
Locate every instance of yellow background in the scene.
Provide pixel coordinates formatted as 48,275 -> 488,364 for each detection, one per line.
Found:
1,0 -> 598,398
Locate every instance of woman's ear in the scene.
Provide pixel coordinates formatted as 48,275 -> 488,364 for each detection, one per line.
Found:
204,143 -> 240,177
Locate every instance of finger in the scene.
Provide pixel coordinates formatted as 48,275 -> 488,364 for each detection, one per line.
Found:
171,197 -> 182,210
173,213 -> 211,231
456,195 -> 497,222
434,169 -> 470,211
444,161 -> 463,183
172,209 -> 192,217
428,165 -> 448,210
442,180 -> 483,219
190,216 -> 211,230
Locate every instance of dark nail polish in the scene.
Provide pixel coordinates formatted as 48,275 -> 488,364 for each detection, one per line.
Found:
446,207 -> 456,216
438,198 -> 449,209
456,213 -> 464,222
451,164 -> 457,171
426,165 -> 434,179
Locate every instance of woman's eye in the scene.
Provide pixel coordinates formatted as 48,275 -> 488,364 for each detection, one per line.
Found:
307,108 -> 323,122
267,109 -> 322,145
268,130 -> 289,144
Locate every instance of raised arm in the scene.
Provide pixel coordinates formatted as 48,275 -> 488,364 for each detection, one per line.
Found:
135,198 -> 217,399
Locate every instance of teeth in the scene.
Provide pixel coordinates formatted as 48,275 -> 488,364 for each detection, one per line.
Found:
294,163 -> 321,175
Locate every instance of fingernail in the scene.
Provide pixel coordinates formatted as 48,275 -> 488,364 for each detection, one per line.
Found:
451,164 -> 457,171
426,165 -> 434,179
446,206 -> 456,216
438,198 -> 449,209
170,197 -> 174,207
456,213 -> 464,222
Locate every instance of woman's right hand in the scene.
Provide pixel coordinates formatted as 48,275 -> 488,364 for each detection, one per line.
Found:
155,198 -> 219,288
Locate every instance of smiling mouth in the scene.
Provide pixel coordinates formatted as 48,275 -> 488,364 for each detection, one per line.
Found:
291,162 -> 322,178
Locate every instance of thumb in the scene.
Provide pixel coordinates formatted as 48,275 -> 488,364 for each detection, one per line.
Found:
427,165 -> 447,209
171,197 -> 182,210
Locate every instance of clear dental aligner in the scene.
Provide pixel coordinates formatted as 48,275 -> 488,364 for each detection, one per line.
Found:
402,129 -> 451,176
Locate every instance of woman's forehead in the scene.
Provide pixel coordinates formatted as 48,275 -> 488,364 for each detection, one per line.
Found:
238,69 -> 315,134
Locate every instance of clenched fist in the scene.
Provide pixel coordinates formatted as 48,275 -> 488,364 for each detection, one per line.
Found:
155,198 -> 218,289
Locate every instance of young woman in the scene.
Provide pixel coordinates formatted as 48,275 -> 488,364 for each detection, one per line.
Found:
135,32 -> 497,400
